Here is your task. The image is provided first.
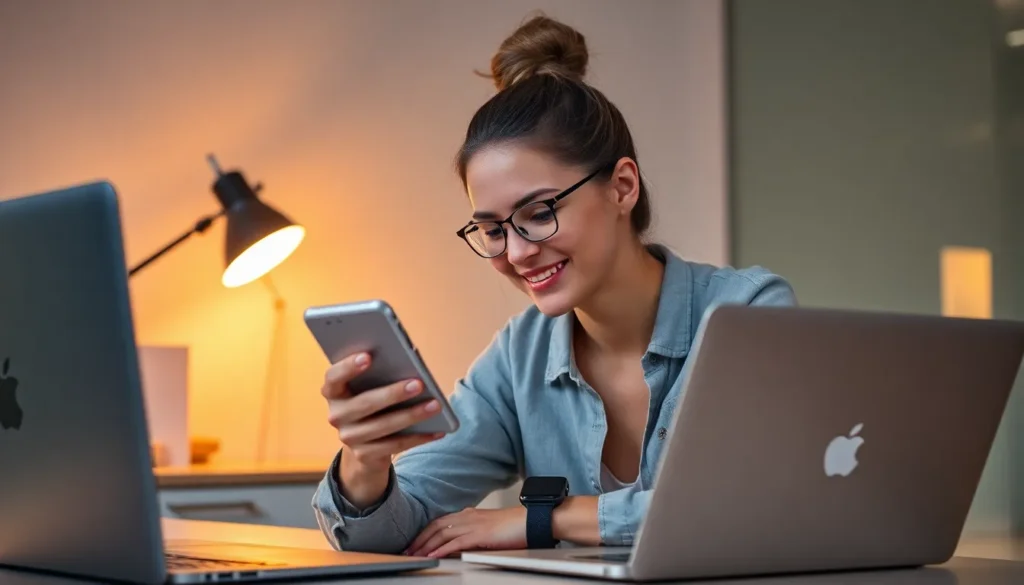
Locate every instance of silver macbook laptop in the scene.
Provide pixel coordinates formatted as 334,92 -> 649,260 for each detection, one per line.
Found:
0,181 -> 438,583
463,303 -> 1024,581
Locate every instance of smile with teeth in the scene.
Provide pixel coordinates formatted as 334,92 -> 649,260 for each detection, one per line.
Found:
525,261 -> 567,284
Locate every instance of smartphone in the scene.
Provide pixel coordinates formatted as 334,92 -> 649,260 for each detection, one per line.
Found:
304,299 -> 460,435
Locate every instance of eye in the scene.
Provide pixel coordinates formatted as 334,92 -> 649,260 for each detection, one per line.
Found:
516,202 -> 555,225
528,208 -> 555,223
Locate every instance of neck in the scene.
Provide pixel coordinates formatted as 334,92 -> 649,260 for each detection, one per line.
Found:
574,241 -> 665,357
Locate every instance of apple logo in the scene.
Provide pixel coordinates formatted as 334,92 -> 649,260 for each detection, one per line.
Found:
0,357 -> 23,430
824,423 -> 864,477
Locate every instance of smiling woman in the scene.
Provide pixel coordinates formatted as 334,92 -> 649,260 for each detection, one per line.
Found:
312,13 -> 797,558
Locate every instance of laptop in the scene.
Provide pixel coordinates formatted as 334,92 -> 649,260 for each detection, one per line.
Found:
0,181 -> 438,584
463,303 -> 1024,581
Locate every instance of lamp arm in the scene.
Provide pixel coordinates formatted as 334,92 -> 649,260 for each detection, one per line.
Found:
128,210 -> 227,277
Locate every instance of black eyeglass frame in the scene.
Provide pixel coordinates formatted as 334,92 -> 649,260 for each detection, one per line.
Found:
455,163 -> 614,258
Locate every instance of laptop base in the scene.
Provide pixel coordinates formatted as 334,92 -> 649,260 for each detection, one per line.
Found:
462,547 -> 634,581
164,540 -> 437,583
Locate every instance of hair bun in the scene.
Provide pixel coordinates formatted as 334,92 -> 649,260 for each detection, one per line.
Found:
489,15 -> 589,91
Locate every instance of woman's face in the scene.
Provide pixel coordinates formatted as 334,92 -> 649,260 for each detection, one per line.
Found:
463,144 -> 639,317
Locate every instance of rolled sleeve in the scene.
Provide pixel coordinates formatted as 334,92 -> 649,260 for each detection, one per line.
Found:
312,450 -> 414,553
596,486 -> 652,546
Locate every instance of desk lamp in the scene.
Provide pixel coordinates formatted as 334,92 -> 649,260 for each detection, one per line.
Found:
130,154 -> 304,464
129,154 -> 305,287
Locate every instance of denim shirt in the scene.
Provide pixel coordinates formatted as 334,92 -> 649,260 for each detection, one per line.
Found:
311,245 -> 797,553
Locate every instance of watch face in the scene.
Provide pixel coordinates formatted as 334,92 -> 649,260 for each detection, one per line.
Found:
521,476 -> 568,500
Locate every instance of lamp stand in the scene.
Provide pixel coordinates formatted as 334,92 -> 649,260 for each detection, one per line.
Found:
128,210 -> 225,277
256,274 -> 288,463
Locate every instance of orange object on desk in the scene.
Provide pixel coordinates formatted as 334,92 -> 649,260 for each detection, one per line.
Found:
189,436 -> 221,464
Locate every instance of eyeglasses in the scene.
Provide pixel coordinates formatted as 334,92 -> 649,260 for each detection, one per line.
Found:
456,165 -> 609,258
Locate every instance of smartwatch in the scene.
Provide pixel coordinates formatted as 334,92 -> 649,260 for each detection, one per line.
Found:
519,476 -> 569,549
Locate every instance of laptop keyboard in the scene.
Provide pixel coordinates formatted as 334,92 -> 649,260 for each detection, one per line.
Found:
165,552 -> 283,571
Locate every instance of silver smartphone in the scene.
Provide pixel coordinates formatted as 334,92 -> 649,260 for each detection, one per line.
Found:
304,299 -> 460,435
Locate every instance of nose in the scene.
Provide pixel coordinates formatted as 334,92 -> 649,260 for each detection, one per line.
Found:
505,228 -> 539,265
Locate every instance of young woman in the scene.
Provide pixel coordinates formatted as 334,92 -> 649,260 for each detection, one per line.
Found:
312,15 -> 796,558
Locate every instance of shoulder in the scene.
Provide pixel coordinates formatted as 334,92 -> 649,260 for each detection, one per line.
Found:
682,256 -> 797,309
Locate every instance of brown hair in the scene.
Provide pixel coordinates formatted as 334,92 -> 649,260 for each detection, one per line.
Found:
455,14 -> 652,235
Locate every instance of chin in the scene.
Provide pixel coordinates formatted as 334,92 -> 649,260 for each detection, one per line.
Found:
524,280 -> 582,318
530,293 -> 576,318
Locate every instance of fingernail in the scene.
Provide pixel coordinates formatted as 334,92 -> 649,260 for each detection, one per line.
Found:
405,380 -> 421,394
425,400 -> 439,412
355,353 -> 369,366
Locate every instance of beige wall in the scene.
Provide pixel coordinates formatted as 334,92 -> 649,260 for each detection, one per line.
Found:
0,0 -> 726,464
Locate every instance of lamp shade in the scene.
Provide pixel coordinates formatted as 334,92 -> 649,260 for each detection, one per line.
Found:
213,168 -> 305,288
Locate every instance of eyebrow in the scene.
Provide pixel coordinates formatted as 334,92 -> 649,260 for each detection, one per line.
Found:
471,187 -> 561,220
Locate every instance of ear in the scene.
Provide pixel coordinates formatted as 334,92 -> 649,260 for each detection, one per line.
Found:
607,157 -> 640,218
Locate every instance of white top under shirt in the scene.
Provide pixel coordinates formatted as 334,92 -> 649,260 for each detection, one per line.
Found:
600,463 -> 637,492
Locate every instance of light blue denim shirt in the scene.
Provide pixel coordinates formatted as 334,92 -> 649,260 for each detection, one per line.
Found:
311,244 -> 797,553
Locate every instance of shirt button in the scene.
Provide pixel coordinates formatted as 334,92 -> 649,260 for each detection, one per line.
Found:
657,428 -> 668,440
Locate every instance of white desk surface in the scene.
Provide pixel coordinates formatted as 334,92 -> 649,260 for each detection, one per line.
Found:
157,518 -> 1024,585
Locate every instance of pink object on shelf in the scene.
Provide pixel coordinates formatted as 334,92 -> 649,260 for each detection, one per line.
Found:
138,345 -> 189,467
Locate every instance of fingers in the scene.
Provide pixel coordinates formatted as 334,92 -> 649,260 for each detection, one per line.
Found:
327,377 -> 420,429
407,513 -> 457,555
345,378 -> 425,423
409,523 -> 468,558
337,398 -> 441,445
321,352 -> 371,399
429,535 -> 476,559
322,351 -> 445,466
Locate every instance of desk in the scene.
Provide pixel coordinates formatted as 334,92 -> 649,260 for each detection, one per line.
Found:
160,519 -> 1024,561
158,519 -> 1024,584
1,520 -> 1022,584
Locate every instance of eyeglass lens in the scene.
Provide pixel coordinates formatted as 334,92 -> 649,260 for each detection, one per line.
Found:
463,201 -> 557,257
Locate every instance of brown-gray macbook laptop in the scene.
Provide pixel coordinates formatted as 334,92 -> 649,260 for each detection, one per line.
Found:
0,181 -> 437,583
464,304 -> 1024,581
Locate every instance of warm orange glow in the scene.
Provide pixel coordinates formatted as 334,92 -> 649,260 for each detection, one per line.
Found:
221,225 -> 305,288
940,246 -> 992,319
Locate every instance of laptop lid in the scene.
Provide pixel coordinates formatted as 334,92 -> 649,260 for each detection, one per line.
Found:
630,305 -> 1024,581
0,182 -> 166,584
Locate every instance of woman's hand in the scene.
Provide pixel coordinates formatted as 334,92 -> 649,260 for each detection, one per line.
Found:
406,507 -> 527,558
321,352 -> 447,508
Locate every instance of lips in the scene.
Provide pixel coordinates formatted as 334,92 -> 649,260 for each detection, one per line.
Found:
519,260 -> 568,291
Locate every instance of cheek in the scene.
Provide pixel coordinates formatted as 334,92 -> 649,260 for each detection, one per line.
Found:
554,204 -> 609,250
489,257 -> 518,279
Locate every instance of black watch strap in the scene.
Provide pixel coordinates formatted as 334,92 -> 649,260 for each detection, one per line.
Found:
526,503 -> 558,548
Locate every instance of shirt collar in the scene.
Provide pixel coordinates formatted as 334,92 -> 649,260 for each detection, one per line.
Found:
544,245 -> 693,383
544,311 -> 574,383
644,244 -> 693,359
